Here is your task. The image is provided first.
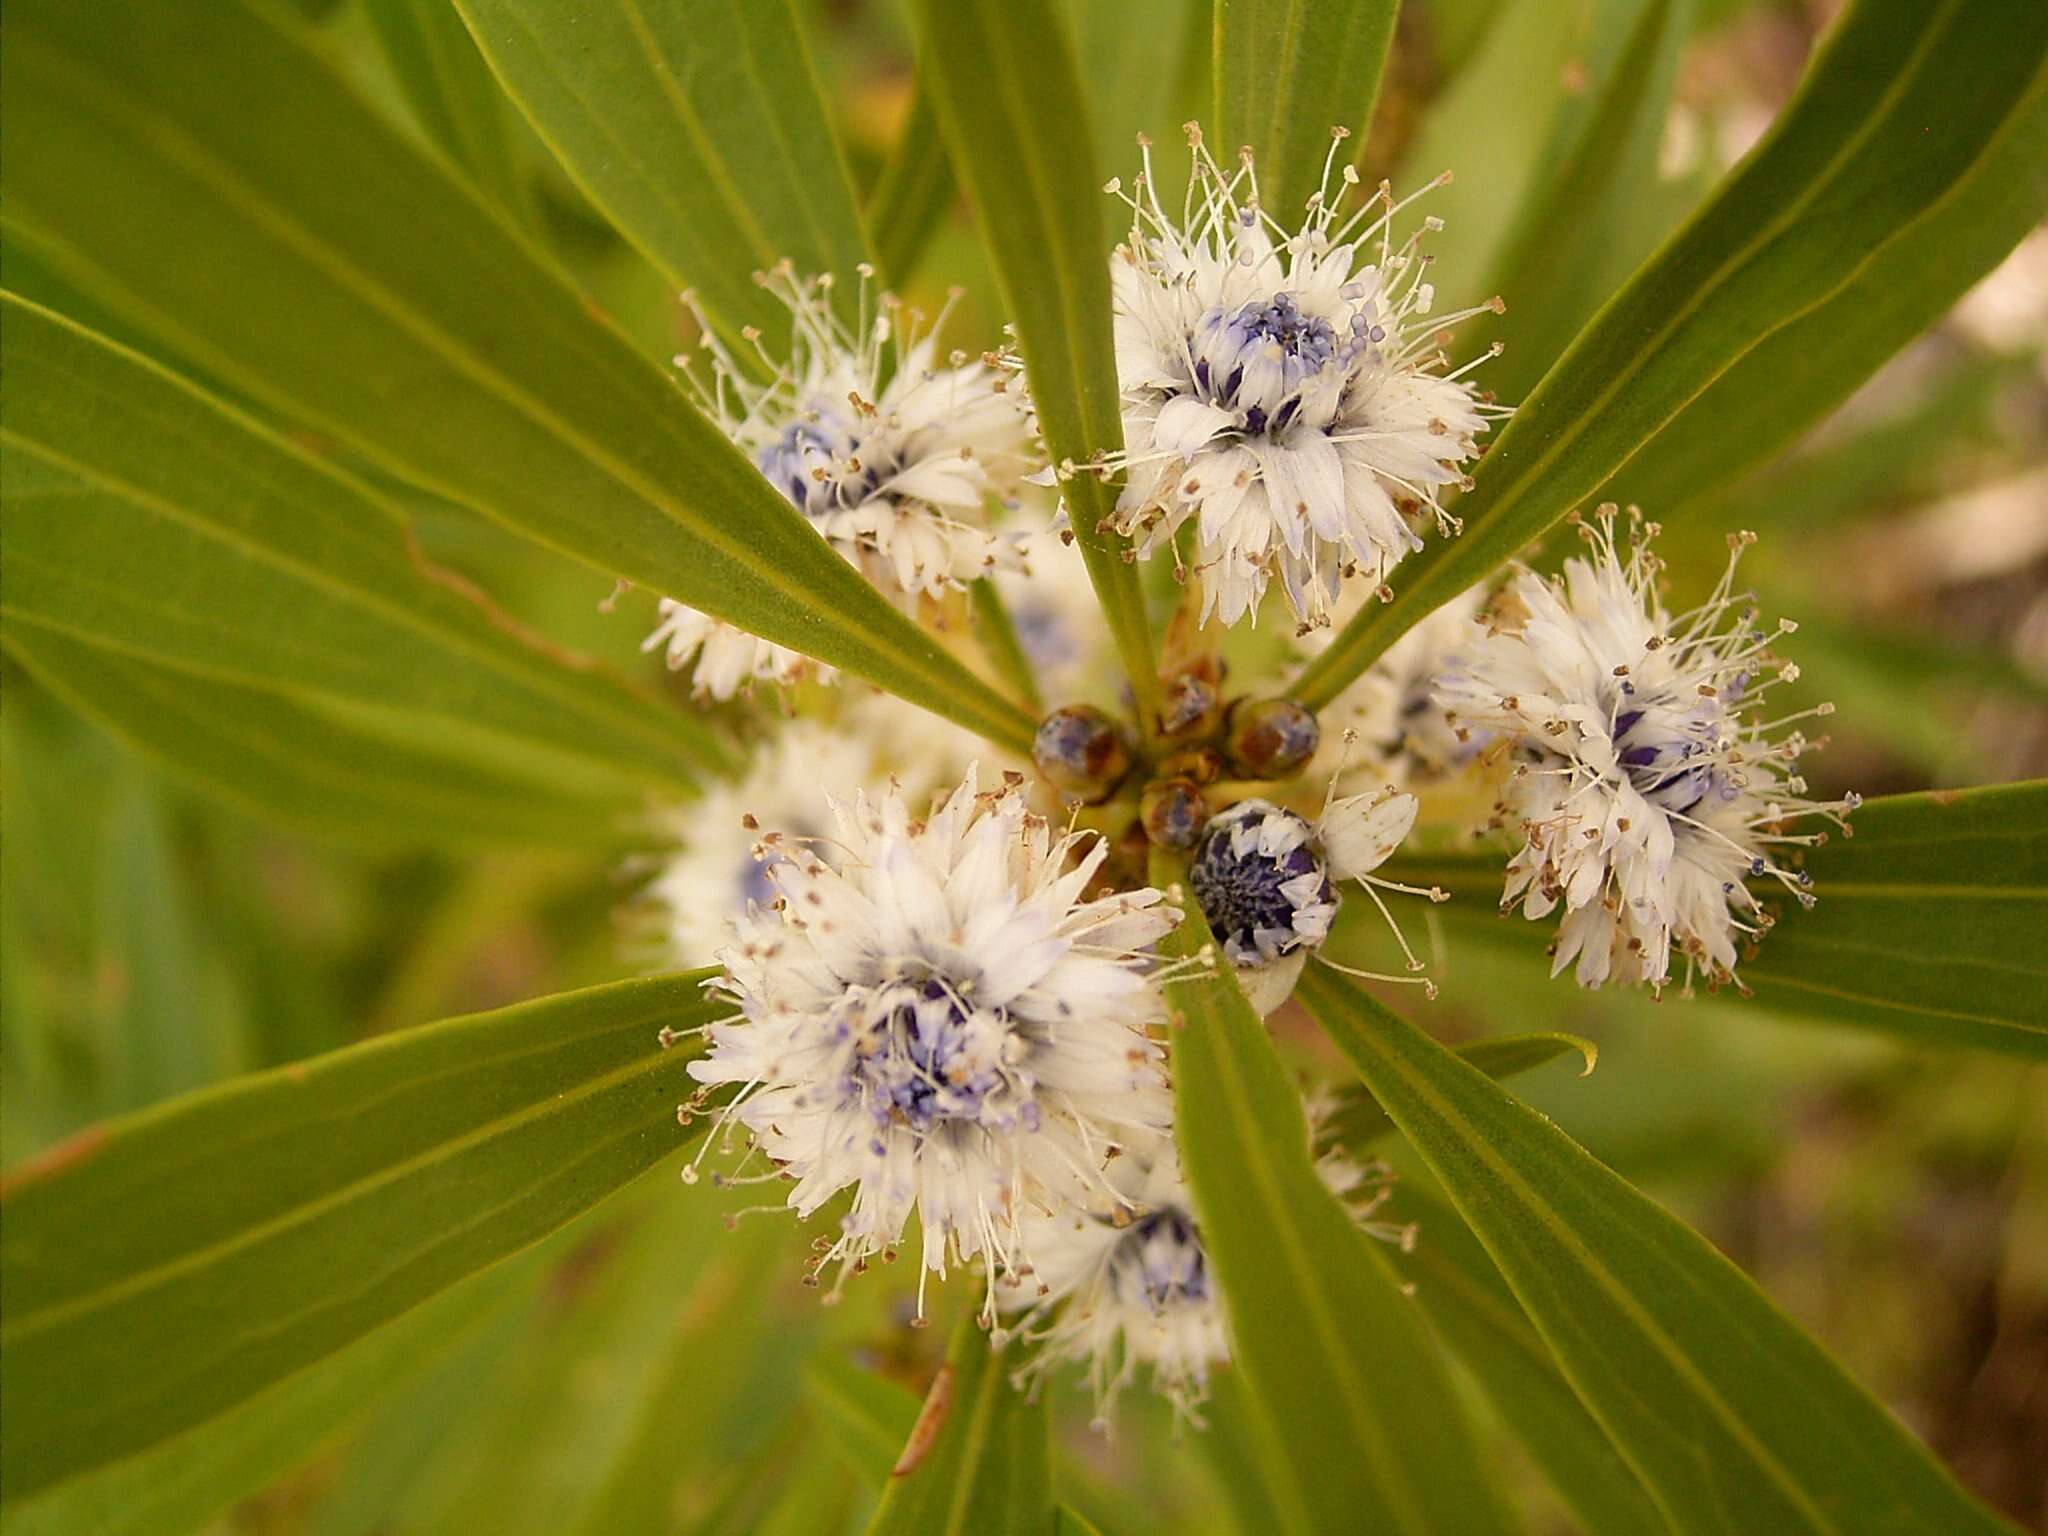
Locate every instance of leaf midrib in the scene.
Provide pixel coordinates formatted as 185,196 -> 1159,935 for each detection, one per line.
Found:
1180,983 -> 1432,1536
13,1090 -> 684,1475
1309,978 -> 1922,1535
16,15 -> 1021,744
1459,0 -> 1960,545
2,1023 -> 703,1338
0,419 -> 693,773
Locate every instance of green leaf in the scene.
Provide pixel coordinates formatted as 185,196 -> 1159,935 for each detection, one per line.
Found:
4,1254 -> 538,1536
1378,783 -> 2048,1058
95,775 -> 246,1109
0,971 -> 719,1502
1382,1187 -> 1674,1536
1313,1030 -> 1597,1152
0,294 -> 728,807
807,1353 -> 919,1485
1401,0 -> 1687,380
1066,0 -> 1204,159
968,579 -> 1044,714
360,0 -> 534,222
571,1221 -> 808,1536
4,626 -> 645,848
1480,0 -> 1693,401
1,0 -> 1036,755
863,1313 -> 1054,1536
870,81 -> 956,288
1607,36 -> 2048,517
450,0 -> 872,338
1151,850 -> 1513,1536
347,1180 -> 755,1536
1297,965 -> 2020,1536
1740,782 -> 2048,1056
908,0 -> 1162,728
1293,0 -> 2048,711
1212,0 -> 1399,215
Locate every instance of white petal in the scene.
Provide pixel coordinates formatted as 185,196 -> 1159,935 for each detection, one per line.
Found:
1319,791 -> 1419,880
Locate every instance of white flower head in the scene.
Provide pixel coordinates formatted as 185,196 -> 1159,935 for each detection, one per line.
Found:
990,529 -> 1115,705
644,693 -> 1022,969
681,768 -> 1183,1312
645,720 -> 875,966
1188,785 -> 1429,1013
1306,584 -> 1493,790
646,264 -> 1035,699
1434,507 -> 1859,991
1094,124 -> 1506,631
1004,1133 -> 1228,1429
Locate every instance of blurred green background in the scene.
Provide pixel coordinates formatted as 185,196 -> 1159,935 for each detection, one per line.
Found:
3,0 -> 2044,1530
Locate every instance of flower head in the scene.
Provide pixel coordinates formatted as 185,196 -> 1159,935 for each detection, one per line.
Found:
646,265 -> 1034,698
644,695 -> 1011,967
645,720 -> 875,966
1094,125 -> 1505,630
1307,584 -> 1492,790
1433,507 -> 1857,990
683,768 -> 1181,1308
990,530 -> 1113,704
1188,786 -> 1423,1011
1005,1134 -> 1228,1428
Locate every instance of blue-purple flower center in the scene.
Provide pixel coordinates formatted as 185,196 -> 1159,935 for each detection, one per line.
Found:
755,414 -> 887,517
839,979 -> 1011,1135
1111,1208 -> 1209,1310
1189,809 -> 1332,958
1609,675 -> 1750,818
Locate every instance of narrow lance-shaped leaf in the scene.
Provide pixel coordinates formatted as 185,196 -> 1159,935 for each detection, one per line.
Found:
807,1354 -> 920,1485
1212,0 -> 1400,216
571,1221 -> 806,1536
1380,1186 -> 1675,1536
1480,0 -> 1693,401
863,1313 -> 1055,1536
0,971 -> 719,1502
451,0 -> 873,340
1738,782 -> 2048,1056
1,0 -> 1036,755
870,81 -> 956,289
4,626 -> 646,850
1151,849 -> 1515,1536
1067,0 -> 1204,158
1293,0 -> 2048,711
1314,1030 -> 1597,1152
1298,966 -> 2020,1536
361,0 -> 534,222
3,1253 -> 540,1536
1377,782 -> 2048,1059
908,0 -> 1164,729
1607,27 -> 2048,516
0,295 -> 731,825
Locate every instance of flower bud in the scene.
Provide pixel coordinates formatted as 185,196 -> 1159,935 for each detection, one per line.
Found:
1224,697 -> 1321,778
1158,669 -> 1223,738
1032,705 -> 1132,802
1140,777 -> 1209,849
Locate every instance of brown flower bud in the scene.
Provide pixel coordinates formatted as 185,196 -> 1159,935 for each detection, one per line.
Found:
1224,697 -> 1321,778
1140,777 -> 1209,849
1032,705 -> 1132,802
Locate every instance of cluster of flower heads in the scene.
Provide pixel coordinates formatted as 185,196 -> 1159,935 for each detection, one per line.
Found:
1088,125 -> 1507,630
645,264 -> 1035,699
626,128 -> 1857,1426
1435,508 -> 1857,990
